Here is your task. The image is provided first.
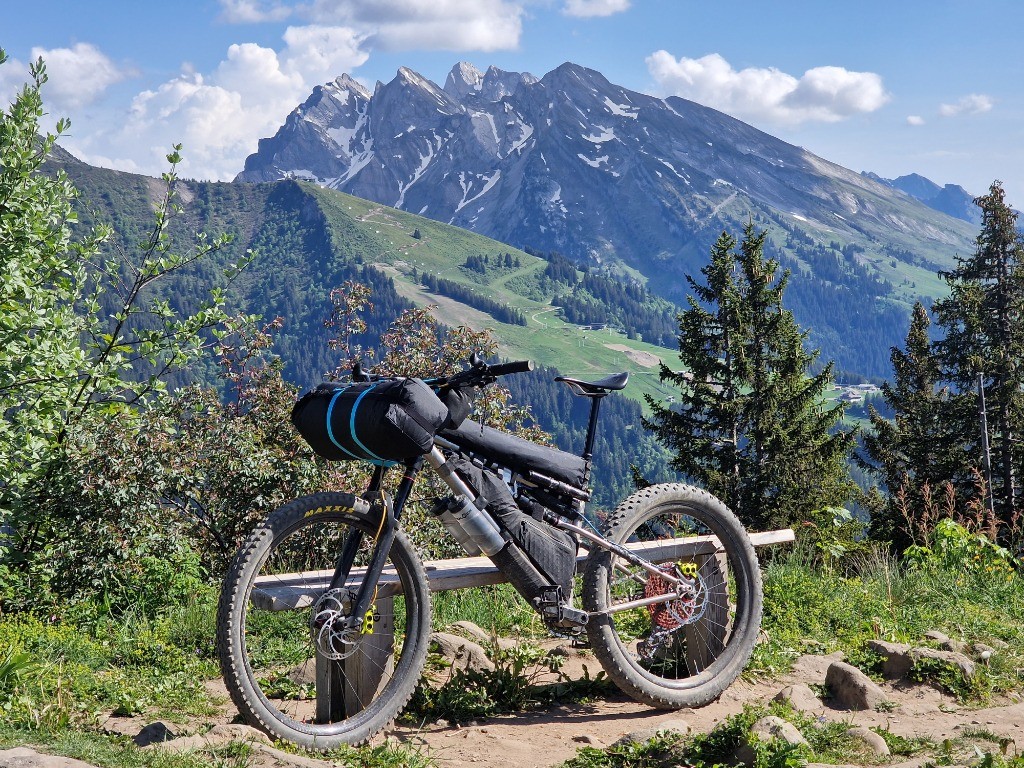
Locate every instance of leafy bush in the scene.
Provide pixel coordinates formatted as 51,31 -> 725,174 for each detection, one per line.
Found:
905,518 -> 1017,581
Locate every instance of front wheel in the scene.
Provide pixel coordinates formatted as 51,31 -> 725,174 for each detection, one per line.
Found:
217,492 -> 431,748
582,483 -> 763,709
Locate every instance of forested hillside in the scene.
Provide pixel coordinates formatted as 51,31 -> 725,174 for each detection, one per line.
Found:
50,150 -> 682,508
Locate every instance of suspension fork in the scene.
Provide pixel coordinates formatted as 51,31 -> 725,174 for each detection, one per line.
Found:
331,457 -> 424,629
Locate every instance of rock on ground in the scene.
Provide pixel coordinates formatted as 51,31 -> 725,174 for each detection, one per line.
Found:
613,719 -> 691,746
825,661 -> 894,711
789,652 -> 845,686
429,631 -> 495,672
773,683 -> 825,715
0,748 -> 101,768
734,716 -> 808,766
149,724 -> 272,752
909,647 -> 976,679
846,725 -> 891,756
868,640 -> 914,679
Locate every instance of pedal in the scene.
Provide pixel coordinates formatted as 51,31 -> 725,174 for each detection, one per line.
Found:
537,586 -> 589,630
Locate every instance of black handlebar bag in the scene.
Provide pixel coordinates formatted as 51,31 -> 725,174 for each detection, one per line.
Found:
291,378 -> 449,465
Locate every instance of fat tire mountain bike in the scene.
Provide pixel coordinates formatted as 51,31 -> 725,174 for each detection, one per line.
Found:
216,356 -> 763,748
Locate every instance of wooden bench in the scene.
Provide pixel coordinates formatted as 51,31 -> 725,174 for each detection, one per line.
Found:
253,528 -> 795,719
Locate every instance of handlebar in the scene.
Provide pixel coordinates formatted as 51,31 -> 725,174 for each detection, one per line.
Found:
485,359 -> 535,377
426,358 -> 534,389
350,358 -> 535,388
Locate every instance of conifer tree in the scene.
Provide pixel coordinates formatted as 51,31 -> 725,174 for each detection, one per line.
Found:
860,303 -> 968,547
931,181 -> 1024,534
645,224 -> 854,530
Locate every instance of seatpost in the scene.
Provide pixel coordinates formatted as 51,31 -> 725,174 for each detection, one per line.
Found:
583,394 -> 606,461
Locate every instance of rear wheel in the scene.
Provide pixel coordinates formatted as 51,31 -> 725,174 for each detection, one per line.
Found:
217,492 -> 431,748
582,483 -> 762,708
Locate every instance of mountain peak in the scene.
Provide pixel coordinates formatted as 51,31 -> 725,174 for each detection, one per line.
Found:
328,73 -> 371,100
234,59 -> 978,379
444,62 -> 484,98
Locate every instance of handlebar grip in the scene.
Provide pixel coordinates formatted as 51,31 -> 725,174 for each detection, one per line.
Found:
488,359 -> 534,376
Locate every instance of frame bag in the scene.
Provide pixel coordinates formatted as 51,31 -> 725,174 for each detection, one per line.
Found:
291,378 -> 449,465
449,456 -> 577,597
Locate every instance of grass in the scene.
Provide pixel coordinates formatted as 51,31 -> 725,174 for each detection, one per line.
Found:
430,582 -> 540,638
749,543 -> 1024,700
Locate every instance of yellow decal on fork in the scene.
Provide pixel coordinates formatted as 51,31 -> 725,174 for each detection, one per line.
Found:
361,604 -> 377,635
677,561 -> 698,578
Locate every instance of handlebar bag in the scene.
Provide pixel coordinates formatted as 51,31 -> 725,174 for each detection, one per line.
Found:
291,378 -> 449,465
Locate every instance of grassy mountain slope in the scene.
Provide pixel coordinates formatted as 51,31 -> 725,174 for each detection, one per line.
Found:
305,184 -> 677,406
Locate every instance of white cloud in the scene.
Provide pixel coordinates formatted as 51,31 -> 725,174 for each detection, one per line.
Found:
0,55 -> 30,106
218,0 -> 294,23
563,0 -> 631,17
939,93 -> 993,117
646,51 -> 889,125
906,115 -> 925,126
78,25 -> 368,181
303,0 -> 523,51
29,43 -> 128,110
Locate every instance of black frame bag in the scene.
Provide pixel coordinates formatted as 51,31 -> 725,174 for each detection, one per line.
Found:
291,378 -> 449,465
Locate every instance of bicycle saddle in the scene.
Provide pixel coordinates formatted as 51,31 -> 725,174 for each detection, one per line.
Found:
554,371 -> 629,396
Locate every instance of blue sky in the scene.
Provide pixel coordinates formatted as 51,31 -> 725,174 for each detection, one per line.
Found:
2,0 -> 1022,207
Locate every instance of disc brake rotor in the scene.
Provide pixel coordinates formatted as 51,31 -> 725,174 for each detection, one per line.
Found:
310,587 -> 361,660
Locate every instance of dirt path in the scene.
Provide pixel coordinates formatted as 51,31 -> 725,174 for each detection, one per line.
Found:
379,646 -> 1022,768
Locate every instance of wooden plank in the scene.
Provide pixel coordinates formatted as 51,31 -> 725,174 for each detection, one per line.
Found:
342,596 -> 395,716
251,528 -> 795,611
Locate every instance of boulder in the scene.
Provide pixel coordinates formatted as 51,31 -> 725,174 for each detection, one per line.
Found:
450,620 -> 516,651
773,683 -> 825,715
429,632 -> 494,672
910,647 -> 976,679
790,652 -> 846,686
451,620 -> 491,643
825,661 -> 893,711
868,639 -> 914,679
923,630 -> 950,643
846,726 -> 891,756
939,638 -> 967,654
150,724 -> 272,752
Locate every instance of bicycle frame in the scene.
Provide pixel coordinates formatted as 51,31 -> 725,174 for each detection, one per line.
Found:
332,436 -> 690,634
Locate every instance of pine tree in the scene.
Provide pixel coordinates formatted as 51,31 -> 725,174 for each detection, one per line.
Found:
860,303 -> 968,547
645,224 -> 855,530
932,181 -> 1024,535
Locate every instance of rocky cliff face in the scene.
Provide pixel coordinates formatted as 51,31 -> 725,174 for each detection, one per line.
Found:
238,62 -> 973,281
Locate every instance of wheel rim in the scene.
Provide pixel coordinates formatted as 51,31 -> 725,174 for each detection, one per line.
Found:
238,512 -> 421,737
604,501 -> 749,687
